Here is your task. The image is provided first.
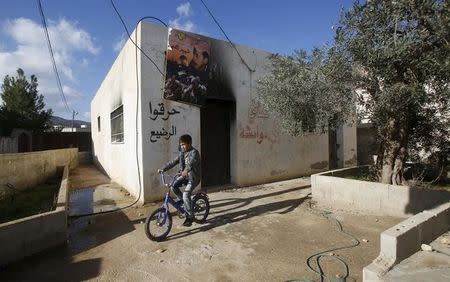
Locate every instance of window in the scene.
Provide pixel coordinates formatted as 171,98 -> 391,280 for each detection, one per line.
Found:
111,105 -> 124,143
97,116 -> 101,132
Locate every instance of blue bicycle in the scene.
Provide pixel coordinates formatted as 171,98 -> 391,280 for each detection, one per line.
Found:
144,172 -> 210,241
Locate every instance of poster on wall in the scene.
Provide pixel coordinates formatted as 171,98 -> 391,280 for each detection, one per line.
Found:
164,28 -> 210,106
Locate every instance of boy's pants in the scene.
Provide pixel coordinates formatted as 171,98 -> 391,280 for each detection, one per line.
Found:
171,175 -> 194,219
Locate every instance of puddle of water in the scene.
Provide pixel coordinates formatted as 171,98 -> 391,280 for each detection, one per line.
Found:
68,185 -> 134,216
67,185 -> 136,253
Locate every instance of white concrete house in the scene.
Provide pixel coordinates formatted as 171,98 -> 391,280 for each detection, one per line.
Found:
91,22 -> 357,203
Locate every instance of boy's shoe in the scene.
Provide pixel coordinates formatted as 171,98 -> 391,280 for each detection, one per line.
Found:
182,217 -> 193,227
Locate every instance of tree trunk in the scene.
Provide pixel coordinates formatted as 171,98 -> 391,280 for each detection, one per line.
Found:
379,119 -> 408,184
381,144 -> 396,184
392,146 -> 406,185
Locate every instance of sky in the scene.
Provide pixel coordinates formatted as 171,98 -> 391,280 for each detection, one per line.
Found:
0,0 -> 355,122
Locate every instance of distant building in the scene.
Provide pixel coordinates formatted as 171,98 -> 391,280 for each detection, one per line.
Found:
61,125 -> 91,132
0,129 -> 32,153
91,22 -> 357,203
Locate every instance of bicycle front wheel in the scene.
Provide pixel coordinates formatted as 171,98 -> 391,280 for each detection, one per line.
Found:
145,207 -> 172,241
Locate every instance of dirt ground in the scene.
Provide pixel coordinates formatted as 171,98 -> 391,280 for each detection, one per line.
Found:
0,177 -> 402,282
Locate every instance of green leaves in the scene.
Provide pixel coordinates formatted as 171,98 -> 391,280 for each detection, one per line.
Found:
0,69 -> 52,136
257,47 -> 355,136
257,0 -> 450,181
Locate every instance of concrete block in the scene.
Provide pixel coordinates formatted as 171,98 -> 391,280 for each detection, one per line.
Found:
0,165 -> 69,266
312,167 -> 450,217
363,202 -> 450,281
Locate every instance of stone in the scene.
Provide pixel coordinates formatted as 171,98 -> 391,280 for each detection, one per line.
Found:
139,213 -> 144,217
156,248 -> 167,253
421,244 -> 433,251
440,237 -> 450,245
362,239 -> 369,243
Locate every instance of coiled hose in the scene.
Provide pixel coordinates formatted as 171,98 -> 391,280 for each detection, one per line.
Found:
287,201 -> 360,282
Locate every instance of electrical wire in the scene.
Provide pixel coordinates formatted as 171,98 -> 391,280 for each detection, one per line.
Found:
199,0 -> 255,72
69,14 -> 169,219
136,16 -> 168,28
69,27 -> 143,219
110,0 -> 166,77
36,0 -> 72,113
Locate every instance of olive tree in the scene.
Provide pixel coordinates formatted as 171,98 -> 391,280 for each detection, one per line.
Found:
258,0 -> 450,184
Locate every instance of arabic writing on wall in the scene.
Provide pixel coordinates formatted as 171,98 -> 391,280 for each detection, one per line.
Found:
248,99 -> 269,122
240,99 -> 279,149
149,102 -> 181,143
149,102 -> 180,120
150,125 -> 177,143
239,124 -> 279,146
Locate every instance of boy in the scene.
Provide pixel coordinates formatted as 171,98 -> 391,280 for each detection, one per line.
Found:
158,134 -> 201,227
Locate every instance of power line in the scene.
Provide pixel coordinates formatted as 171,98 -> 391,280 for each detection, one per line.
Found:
36,0 -> 72,113
110,0 -> 166,77
136,16 -> 168,28
199,0 -> 255,72
71,15 -> 169,218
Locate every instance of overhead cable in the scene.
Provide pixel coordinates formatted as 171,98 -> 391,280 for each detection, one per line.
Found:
110,0 -> 166,76
36,0 -> 72,113
199,0 -> 256,72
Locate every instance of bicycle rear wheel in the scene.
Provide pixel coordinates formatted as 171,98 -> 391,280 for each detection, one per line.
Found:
145,207 -> 172,241
192,192 -> 210,223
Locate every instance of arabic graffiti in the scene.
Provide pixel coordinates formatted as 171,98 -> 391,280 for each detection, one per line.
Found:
150,125 -> 177,143
239,124 -> 279,146
149,102 -> 180,121
148,101 -> 181,143
248,99 -> 269,121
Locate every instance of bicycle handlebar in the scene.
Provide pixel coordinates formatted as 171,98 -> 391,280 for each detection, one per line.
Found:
159,171 -> 166,186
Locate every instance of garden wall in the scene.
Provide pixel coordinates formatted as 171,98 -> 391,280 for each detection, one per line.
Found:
0,165 -> 70,266
311,166 -> 450,217
0,148 -> 78,197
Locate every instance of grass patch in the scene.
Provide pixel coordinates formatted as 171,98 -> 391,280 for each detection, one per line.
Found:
0,178 -> 60,224
341,167 -> 450,191
342,169 -> 374,182
426,179 -> 450,191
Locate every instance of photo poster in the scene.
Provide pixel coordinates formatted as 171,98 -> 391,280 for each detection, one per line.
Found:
164,28 -> 210,106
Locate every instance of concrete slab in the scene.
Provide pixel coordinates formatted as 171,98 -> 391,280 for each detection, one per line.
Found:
68,165 -> 135,217
383,231 -> 450,282
363,202 -> 450,281
0,178 -> 402,281
69,164 -> 110,190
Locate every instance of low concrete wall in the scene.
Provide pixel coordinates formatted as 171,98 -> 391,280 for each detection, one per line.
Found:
363,202 -> 450,281
0,136 -> 17,154
311,166 -> 450,217
0,148 -> 78,196
78,151 -> 92,165
0,165 -> 69,266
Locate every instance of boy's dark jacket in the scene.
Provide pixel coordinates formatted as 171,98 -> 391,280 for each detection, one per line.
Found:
163,147 -> 201,187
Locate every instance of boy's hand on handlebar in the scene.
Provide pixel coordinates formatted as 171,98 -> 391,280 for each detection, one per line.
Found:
157,169 -> 164,174
181,170 -> 187,177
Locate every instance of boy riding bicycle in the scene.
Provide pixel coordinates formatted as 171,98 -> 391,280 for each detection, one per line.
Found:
158,134 -> 201,227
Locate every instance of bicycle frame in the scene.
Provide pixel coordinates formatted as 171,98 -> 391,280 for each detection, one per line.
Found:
160,172 -> 185,218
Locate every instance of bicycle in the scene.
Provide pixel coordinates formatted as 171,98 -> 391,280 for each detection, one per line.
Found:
144,172 -> 210,241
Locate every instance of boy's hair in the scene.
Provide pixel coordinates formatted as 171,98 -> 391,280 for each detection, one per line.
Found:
179,134 -> 192,144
